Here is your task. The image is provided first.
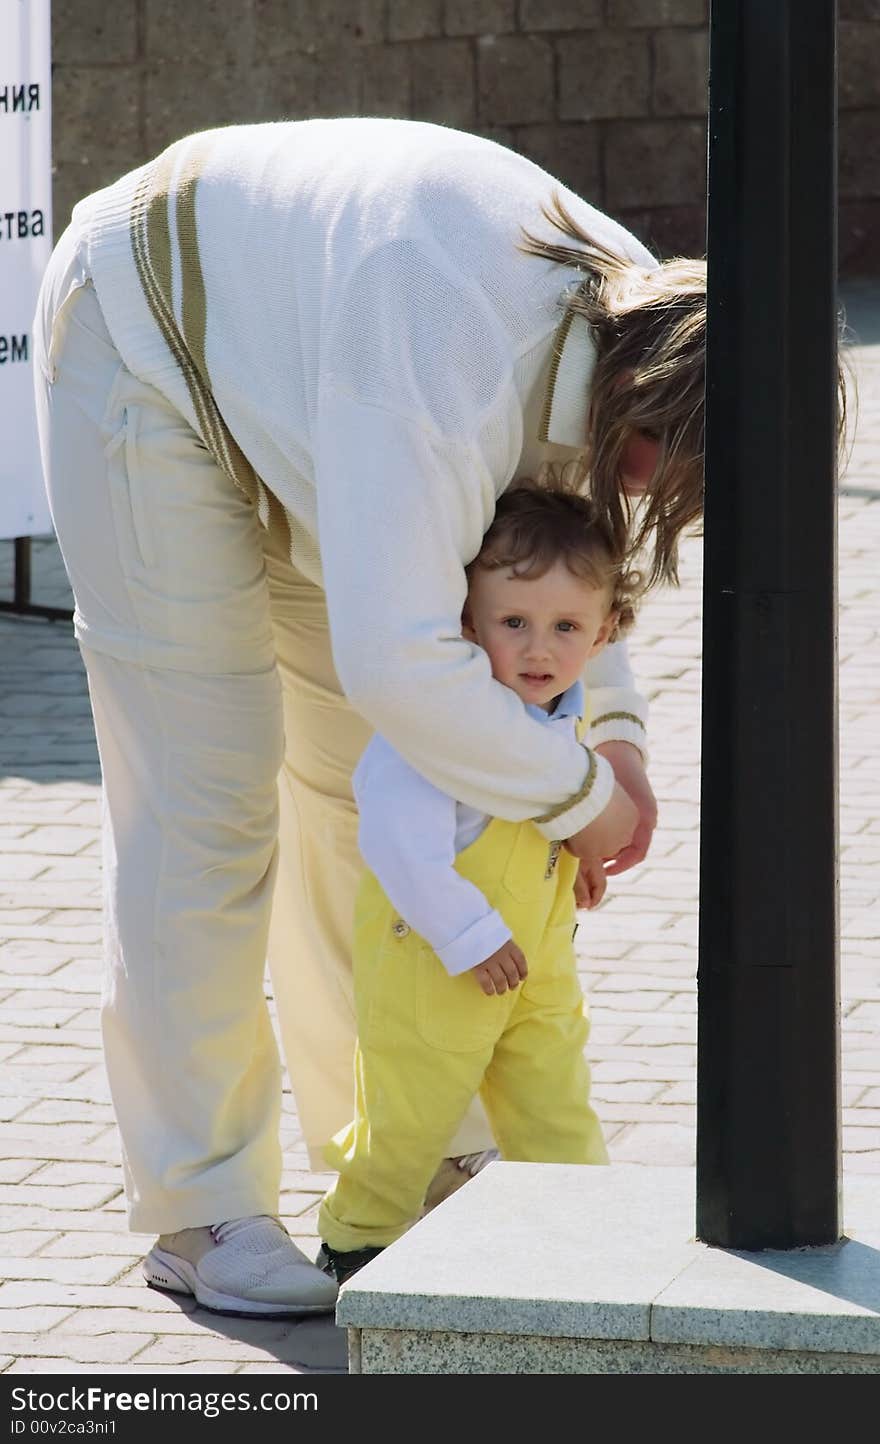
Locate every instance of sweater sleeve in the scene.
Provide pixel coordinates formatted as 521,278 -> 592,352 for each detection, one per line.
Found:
584,641 -> 650,761
315,394 -> 615,840
354,737 -> 512,977
313,240 -> 616,840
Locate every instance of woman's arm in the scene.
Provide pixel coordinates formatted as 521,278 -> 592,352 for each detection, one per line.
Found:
584,636 -> 654,872
585,638 -> 650,760
316,392 -> 619,841
592,741 -> 657,873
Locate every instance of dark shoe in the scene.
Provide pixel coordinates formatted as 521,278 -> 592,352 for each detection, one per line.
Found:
316,1241 -> 385,1285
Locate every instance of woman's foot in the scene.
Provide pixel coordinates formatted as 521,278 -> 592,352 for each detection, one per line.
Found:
143,1215 -> 338,1316
422,1148 -> 500,1213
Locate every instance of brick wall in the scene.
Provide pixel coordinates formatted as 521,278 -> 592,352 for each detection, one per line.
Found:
48,0 -> 880,276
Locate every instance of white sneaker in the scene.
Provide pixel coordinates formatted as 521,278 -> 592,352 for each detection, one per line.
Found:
143,1214 -> 338,1317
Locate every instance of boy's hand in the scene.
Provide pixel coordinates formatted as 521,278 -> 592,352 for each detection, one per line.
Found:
574,857 -> 607,910
471,940 -> 528,996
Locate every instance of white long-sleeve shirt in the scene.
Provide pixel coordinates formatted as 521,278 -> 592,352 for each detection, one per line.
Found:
355,681 -> 586,976
74,118 -> 653,839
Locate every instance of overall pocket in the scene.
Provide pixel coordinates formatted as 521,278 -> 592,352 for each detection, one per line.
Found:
415,944 -> 510,1053
498,822 -> 551,905
520,920 -> 584,1009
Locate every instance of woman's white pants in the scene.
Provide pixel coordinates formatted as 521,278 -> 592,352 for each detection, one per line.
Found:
32,224 -> 492,1232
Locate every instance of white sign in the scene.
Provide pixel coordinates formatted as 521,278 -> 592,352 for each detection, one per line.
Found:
0,0 -> 52,539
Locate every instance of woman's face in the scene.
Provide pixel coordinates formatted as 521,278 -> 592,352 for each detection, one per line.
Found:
619,431 -> 661,496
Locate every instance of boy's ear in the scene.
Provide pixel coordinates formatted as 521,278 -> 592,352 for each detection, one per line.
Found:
589,612 -> 618,656
461,604 -> 476,640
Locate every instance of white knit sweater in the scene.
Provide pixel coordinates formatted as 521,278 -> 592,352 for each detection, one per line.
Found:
74,118 -> 655,839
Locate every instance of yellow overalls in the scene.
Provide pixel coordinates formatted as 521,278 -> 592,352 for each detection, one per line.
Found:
318,731 -> 609,1253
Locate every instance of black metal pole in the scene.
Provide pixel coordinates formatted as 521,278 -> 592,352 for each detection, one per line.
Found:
697,0 -> 841,1248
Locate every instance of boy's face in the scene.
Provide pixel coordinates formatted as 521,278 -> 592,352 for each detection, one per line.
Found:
462,559 -> 616,712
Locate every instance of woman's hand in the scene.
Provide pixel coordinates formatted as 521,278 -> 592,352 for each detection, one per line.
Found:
565,780 -> 638,867
593,740 -> 657,874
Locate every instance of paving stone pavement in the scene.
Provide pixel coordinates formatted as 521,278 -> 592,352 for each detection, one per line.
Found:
1,285 -> 878,1376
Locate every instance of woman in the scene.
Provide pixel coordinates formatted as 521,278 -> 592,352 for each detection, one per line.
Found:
33,117 -> 706,1317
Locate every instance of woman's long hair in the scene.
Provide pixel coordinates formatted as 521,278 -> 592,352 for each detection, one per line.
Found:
522,192 -> 848,589
522,193 -> 706,588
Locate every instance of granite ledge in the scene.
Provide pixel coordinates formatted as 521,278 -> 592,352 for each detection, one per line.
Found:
351,1327 -> 880,1375
336,1163 -> 880,1359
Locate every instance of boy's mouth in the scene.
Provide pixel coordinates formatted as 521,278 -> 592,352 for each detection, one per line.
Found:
521,672 -> 553,684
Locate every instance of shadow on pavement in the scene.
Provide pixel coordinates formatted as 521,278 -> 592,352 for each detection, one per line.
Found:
155,1292 -> 350,1373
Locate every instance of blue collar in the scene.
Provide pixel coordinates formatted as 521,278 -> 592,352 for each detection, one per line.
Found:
525,677 -> 584,723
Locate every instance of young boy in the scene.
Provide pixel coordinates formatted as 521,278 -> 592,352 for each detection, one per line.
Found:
316,482 -> 644,1284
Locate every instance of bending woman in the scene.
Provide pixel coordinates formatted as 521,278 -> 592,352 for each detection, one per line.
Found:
33,117 -> 706,1316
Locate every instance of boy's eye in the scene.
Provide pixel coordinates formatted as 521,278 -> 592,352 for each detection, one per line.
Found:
502,616 -> 524,629
556,621 -> 576,632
